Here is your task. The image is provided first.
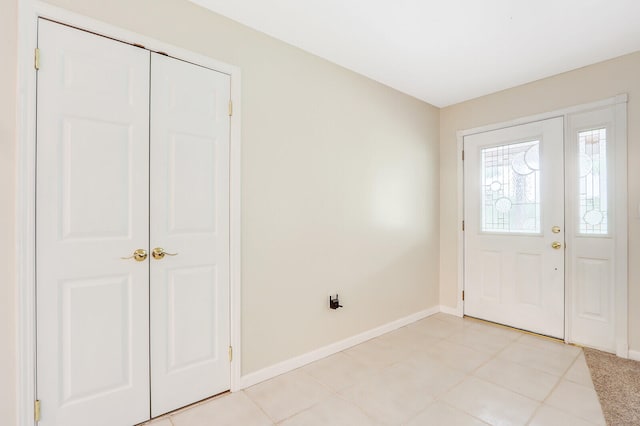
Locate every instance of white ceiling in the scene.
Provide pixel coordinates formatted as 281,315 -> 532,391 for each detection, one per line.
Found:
189,0 -> 640,107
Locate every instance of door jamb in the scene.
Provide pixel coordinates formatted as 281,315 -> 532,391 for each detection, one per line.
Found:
16,2 -> 243,425
455,95 -> 628,356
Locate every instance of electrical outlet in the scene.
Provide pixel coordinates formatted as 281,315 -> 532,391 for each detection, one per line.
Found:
329,294 -> 343,310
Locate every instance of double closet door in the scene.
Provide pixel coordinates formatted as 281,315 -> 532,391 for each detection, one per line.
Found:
36,19 -> 230,426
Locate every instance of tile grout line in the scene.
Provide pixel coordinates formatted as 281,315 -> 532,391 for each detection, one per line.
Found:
433,378 -> 500,425
166,314 -> 597,425
541,348 -> 584,406
563,352 -> 598,389
495,336 -> 583,377
428,323 -> 520,424
433,318 -> 579,426
279,325 -> 443,424
524,402 -> 544,426
277,369 -> 341,424
246,368 -> 344,425
536,348 -> 606,426
439,399 -> 493,425
240,389 -> 279,425
332,391 -> 384,425
467,332 -> 569,404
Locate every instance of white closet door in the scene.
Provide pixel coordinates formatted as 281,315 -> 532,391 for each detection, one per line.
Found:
149,53 -> 231,416
36,19 -> 151,426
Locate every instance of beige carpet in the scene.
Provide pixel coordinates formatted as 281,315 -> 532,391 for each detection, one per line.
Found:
583,347 -> 640,425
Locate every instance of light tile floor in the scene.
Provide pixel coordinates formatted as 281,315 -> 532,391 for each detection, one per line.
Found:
144,313 -> 605,426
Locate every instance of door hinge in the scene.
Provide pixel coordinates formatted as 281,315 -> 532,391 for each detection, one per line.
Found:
34,400 -> 41,422
228,346 -> 233,362
228,99 -> 233,117
461,150 -> 464,161
462,290 -> 465,301
34,48 -> 40,70
462,220 -> 465,231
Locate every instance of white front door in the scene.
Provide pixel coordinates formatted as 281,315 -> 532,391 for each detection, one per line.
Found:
464,117 -> 565,338
149,53 -> 231,416
36,19 -> 151,426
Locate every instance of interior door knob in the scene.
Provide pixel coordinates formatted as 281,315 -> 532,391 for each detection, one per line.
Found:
121,249 -> 148,262
152,247 -> 179,260
551,241 -> 563,249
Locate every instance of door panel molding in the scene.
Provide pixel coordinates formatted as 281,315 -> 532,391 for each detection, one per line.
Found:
16,3 -> 242,425
455,95 -> 628,356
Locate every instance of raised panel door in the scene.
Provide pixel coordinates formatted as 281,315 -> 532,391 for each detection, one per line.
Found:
36,19 -> 151,426
149,53 -> 231,416
464,117 -> 565,338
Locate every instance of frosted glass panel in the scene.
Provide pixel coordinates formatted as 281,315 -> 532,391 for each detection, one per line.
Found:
578,128 -> 608,235
481,140 -> 540,233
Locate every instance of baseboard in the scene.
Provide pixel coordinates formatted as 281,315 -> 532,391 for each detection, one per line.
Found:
236,306 -> 440,390
439,305 -> 462,317
628,350 -> 640,361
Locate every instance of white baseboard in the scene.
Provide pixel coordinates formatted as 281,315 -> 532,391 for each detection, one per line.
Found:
628,350 -> 640,361
439,305 -> 462,317
236,306 -> 440,390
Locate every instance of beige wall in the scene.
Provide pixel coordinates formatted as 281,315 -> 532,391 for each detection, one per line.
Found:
2,0 -> 439,386
0,0 -> 17,423
14,1 -> 638,423
440,52 -> 640,351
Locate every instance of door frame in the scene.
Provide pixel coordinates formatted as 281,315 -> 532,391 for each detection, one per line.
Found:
454,95 -> 628,356
16,2 -> 243,425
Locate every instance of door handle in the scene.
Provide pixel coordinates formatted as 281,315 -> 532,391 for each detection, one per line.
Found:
121,249 -> 148,262
152,247 -> 178,260
551,241 -> 563,250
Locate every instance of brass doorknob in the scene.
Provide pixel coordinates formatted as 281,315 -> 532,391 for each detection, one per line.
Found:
551,241 -> 563,250
152,247 -> 178,260
551,226 -> 561,234
121,249 -> 148,262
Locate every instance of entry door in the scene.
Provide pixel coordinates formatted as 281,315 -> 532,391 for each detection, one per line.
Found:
464,117 -> 565,338
149,53 -> 231,416
36,19 -> 151,426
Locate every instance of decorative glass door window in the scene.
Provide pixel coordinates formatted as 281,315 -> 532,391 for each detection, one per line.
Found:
481,140 -> 541,233
578,128 -> 608,234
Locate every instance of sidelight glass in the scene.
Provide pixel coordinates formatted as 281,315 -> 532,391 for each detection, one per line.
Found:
578,128 -> 608,235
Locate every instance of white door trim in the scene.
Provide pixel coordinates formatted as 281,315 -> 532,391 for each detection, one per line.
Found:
612,99 -> 628,358
16,2 -> 243,424
454,95 -> 628,358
